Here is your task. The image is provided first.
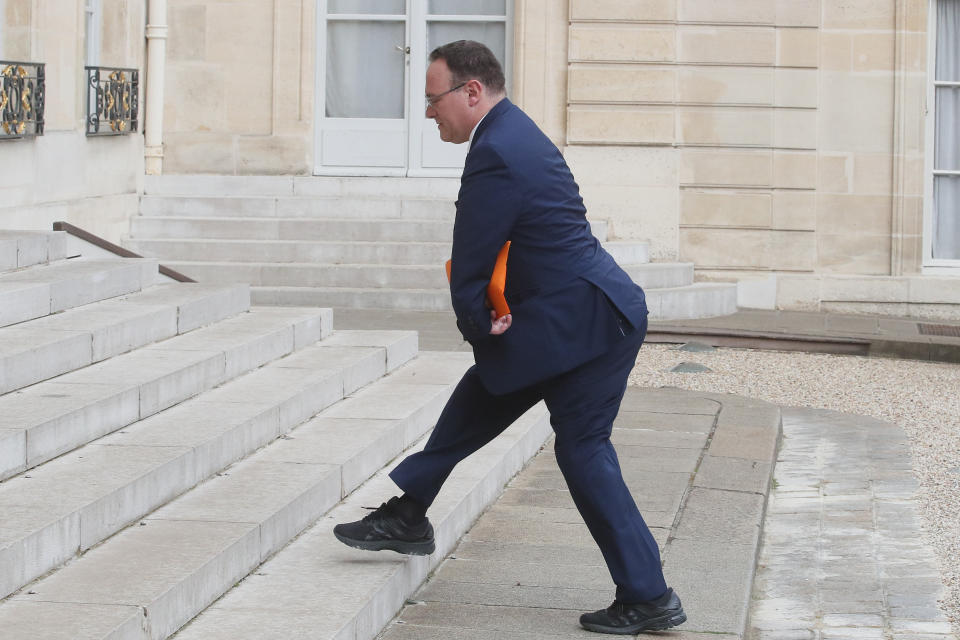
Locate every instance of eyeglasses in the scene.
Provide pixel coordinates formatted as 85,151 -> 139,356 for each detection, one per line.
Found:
425,82 -> 466,109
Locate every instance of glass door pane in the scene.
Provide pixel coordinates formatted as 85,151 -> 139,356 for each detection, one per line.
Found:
326,21 -> 406,118
934,176 -> 960,259
935,0 -> 958,81
426,22 -> 506,64
428,0 -> 506,15
329,0 -> 405,15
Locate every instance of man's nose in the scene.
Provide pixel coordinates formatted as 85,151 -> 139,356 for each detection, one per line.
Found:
425,103 -> 437,118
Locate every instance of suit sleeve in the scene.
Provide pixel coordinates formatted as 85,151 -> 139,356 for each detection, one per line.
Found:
450,143 -> 524,342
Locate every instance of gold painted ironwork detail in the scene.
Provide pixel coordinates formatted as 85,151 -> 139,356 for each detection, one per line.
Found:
86,66 -> 138,136
1,61 -> 44,140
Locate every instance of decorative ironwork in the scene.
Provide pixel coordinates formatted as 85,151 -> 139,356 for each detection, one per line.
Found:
86,66 -> 138,136
0,61 -> 44,140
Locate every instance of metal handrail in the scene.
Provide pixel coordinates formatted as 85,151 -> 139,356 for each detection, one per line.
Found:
52,221 -> 195,282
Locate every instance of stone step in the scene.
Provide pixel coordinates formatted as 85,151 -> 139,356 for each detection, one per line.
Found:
144,175 -> 462,199
0,351 -> 473,640
171,401 -> 550,640
167,262 -> 452,290
140,195 -> 456,221
253,286 -> 453,312
130,216 -> 611,245
0,230 -> 69,273
125,238 -> 456,266
130,216 -> 456,243
250,278 -> 718,315
647,282 -> 739,321
0,327 -> 416,602
127,231 -> 623,270
0,258 -> 158,329
603,240 -> 650,265
0,302 -> 315,483
163,259 -> 689,293
0,282 -> 248,397
623,262 -> 694,289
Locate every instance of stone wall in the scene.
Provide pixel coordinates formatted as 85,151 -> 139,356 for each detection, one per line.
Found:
162,0 -> 313,175
0,0 -> 144,243
560,0 -> 937,311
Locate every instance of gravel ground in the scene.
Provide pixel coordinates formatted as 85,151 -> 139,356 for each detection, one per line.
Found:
628,344 -> 960,635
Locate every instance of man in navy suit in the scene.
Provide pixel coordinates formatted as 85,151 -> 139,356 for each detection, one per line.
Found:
334,40 -> 686,635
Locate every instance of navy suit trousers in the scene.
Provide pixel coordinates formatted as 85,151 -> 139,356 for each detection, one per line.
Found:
389,318 -> 668,603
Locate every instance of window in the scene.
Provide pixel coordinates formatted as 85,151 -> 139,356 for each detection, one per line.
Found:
85,0 -> 101,66
928,0 -> 960,263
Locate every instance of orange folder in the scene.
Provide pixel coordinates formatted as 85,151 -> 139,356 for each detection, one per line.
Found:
445,241 -> 511,319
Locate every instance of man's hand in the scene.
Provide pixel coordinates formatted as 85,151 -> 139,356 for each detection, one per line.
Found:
489,310 -> 512,335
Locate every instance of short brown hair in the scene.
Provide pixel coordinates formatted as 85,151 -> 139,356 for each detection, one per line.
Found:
429,40 -> 506,95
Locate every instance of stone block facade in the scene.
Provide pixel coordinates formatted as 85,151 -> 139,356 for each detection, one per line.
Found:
560,0 -> 940,312
0,0 -> 144,242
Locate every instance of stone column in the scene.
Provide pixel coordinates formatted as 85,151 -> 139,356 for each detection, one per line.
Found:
144,0 -> 168,174
890,0 -> 929,275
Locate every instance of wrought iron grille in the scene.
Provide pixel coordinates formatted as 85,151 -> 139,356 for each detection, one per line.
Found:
86,66 -> 139,136
0,61 -> 45,140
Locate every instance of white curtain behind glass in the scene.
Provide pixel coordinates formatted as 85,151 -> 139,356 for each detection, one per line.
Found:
326,21 -> 405,119
933,0 -> 960,259
427,22 -> 506,72
429,0 -> 506,15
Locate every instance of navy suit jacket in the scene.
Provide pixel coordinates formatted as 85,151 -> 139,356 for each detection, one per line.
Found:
449,98 -> 648,395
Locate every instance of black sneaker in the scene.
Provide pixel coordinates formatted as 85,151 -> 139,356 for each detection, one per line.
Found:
333,496 -> 436,555
579,588 -> 687,635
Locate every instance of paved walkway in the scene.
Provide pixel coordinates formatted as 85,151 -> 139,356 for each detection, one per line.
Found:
331,308 -> 957,639
750,408 -> 953,640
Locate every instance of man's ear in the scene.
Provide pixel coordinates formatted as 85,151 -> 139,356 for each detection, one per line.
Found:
465,79 -> 483,105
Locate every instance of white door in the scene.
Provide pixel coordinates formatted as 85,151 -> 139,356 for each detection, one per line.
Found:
315,0 -> 511,177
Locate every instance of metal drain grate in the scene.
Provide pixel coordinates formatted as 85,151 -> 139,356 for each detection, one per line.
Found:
918,322 -> 960,337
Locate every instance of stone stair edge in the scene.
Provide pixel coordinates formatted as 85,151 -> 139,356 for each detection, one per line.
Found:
0,351 -> 473,640
0,230 -> 69,272
135,215 -> 458,223
127,238 -> 453,247
0,305 -> 331,483
0,325 -> 417,603
143,175 -> 462,199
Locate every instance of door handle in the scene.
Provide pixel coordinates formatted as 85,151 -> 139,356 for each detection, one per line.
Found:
395,45 -> 410,54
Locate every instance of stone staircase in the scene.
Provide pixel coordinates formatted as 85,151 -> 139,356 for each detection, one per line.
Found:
0,229 -> 551,640
125,176 -> 736,320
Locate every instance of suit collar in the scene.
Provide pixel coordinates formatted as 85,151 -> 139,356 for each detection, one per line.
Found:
470,97 -> 512,147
